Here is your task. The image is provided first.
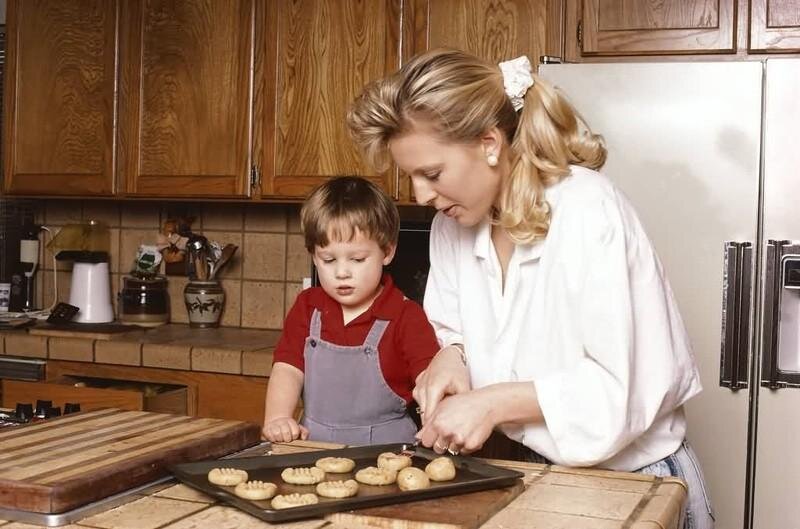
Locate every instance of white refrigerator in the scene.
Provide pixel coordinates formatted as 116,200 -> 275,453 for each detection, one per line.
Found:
539,59 -> 800,529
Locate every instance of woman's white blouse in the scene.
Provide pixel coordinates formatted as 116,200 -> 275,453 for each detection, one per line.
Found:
424,166 -> 702,471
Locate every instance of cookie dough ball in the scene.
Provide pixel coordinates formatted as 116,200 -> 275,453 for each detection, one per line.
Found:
397,467 -> 431,491
234,480 -> 277,500
271,493 -> 319,510
316,479 -> 359,498
281,466 -> 326,485
377,452 -> 413,472
425,457 -> 457,481
207,467 -> 249,486
355,466 -> 397,486
315,456 -> 356,473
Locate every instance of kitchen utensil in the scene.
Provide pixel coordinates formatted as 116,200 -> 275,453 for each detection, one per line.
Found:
186,235 -> 209,281
209,244 -> 237,279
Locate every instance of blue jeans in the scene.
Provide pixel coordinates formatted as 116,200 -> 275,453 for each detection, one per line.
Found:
635,441 -> 715,529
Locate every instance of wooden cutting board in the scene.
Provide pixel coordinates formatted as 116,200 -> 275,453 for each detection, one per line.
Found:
0,408 -> 261,514
269,441 -> 526,529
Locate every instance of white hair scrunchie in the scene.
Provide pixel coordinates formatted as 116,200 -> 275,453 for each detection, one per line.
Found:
499,56 -> 534,111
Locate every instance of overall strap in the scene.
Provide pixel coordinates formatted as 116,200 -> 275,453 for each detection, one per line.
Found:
363,319 -> 390,352
309,309 -> 323,339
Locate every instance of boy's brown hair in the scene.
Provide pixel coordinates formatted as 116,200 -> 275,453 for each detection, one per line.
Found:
301,176 -> 399,252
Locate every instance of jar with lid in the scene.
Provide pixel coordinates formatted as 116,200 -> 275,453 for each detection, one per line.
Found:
118,275 -> 170,326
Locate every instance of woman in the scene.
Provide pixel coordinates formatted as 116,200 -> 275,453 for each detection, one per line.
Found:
347,49 -> 714,528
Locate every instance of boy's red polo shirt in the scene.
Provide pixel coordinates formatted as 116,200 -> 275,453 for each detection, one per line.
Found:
273,274 -> 439,403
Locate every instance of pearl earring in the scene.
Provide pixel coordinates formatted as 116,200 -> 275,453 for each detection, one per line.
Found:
486,153 -> 499,167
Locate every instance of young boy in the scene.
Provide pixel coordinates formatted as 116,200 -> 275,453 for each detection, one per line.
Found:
262,176 -> 440,445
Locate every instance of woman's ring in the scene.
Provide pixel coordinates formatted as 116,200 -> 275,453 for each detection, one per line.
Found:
447,447 -> 459,456
434,441 -> 447,451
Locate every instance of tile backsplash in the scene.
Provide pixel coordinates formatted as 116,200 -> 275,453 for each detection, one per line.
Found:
34,201 -> 310,330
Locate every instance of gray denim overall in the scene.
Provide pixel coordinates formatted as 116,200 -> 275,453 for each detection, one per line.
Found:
300,309 -> 417,445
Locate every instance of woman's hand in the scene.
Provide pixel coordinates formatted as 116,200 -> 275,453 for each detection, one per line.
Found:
416,390 -> 496,455
413,344 -> 471,421
262,416 -> 309,443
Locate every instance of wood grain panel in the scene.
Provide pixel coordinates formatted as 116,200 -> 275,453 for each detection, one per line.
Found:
0,409 -> 260,513
2,0 -> 117,196
119,0 -> 254,197
567,0 -> 737,56
422,0 -> 546,64
261,0 -> 399,199
750,0 -> 800,52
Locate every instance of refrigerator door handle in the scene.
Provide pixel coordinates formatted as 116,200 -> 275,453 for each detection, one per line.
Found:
720,241 -> 753,390
761,240 -> 800,389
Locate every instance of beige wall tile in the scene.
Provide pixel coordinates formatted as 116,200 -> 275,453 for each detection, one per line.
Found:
142,344 -> 191,370
4,334 -> 48,358
80,496 -> 206,529
244,203 -> 286,232
242,233 -> 286,281
285,282 -> 303,317
287,205 -> 303,233
219,279 -> 241,327
286,234 -> 311,282
121,202 -> 160,229
202,231 -> 243,280
108,227 -> 121,274
202,204 -> 244,231
167,276 -> 189,324
191,347 -> 242,374
49,337 -> 94,362
119,229 -> 159,277
44,201 -> 83,225
83,201 -> 121,227
242,349 -> 273,377
95,341 -> 142,366
39,270 -> 72,309
241,281 -> 284,329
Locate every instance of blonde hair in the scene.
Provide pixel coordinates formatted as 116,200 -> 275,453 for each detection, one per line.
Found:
347,48 -> 606,243
301,176 -> 399,252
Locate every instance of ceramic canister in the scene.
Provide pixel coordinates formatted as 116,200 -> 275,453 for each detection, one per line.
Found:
183,280 -> 225,328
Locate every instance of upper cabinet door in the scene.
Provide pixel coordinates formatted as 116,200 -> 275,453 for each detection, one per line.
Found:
565,0 -> 737,58
750,0 -> 800,52
259,0 -> 401,199
119,0 -> 254,198
3,0 -> 117,196
414,0 -> 550,63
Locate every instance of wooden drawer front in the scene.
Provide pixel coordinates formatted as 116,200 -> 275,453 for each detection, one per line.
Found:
0,379 -> 188,414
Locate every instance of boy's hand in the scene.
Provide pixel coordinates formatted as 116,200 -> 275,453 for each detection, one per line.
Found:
262,416 -> 309,443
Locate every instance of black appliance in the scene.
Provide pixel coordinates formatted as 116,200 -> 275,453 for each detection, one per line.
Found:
0,199 -> 37,312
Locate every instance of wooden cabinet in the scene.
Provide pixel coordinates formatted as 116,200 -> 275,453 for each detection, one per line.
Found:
565,0 -> 737,57
2,0 -> 117,196
750,0 -> 800,52
118,0 -> 255,198
565,0 -> 800,59
258,0 -> 403,200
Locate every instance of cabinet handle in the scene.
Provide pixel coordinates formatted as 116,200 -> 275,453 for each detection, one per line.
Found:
720,241 -> 753,390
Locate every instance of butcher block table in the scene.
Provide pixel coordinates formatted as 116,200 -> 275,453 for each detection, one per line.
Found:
0,439 -> 687,529
0,408 -> 261,514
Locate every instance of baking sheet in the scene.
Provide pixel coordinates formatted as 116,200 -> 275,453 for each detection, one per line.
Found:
169,442 -> 524,522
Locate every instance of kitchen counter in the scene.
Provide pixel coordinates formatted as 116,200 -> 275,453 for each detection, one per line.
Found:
0,441 -> 685,529
0,324 -> 281,377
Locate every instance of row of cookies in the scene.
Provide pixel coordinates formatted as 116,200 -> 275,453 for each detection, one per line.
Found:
205,453 -> 457,509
